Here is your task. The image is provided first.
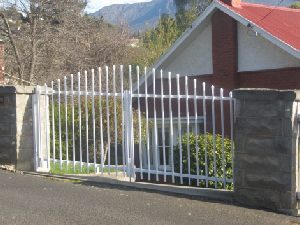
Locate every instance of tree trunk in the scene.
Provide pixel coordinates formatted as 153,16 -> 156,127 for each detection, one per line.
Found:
28,15 -> 37,82
0,13 -> 23,83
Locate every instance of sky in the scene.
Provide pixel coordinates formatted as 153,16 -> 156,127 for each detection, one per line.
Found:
86,0 -> 152,13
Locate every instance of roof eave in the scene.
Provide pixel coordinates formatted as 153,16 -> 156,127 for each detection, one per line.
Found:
214,0 -> 300,59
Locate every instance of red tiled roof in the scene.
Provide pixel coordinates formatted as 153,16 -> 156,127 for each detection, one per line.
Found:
217,0 -> 300,51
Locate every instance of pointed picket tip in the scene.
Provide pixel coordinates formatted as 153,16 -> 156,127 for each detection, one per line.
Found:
220,88 -> 224,97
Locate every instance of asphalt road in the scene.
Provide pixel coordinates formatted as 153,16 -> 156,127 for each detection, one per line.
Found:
0,170 -> 298,225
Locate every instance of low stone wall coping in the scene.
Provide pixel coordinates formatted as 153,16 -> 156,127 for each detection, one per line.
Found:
0,86 -> 36,94
232,89 -> 300,101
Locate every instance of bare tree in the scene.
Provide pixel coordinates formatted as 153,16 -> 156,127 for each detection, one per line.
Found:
0,0 -> 137,84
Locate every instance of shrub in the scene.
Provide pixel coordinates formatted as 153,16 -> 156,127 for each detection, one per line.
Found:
49,97 -> 148,164
174,133 -> 233,189
290,2 -> 300,9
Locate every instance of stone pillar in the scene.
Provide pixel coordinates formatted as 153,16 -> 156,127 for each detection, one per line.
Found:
233,89 -> 299,215
0,86 -> 48,171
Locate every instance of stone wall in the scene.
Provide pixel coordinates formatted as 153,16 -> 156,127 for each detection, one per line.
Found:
233,89 -> 299,215
0,86 -> 49,171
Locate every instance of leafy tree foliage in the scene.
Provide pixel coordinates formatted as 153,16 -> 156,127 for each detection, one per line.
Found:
290,1 -> 300,8
137,0 -> 210,67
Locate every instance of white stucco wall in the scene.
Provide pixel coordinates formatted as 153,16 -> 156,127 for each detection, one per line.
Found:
238,23 -> 300,72
159,22 -> 213,76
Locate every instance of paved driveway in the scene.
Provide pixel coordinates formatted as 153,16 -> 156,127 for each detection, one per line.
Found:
0,170 -> 298,225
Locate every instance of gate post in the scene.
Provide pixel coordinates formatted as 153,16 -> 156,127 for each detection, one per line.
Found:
32,86 -> 50,172
0,86 -> 49,172
233,89 -> 299,215
123,90 -> 135,181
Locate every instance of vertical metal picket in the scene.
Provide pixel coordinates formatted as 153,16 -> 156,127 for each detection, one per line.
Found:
161,70 -> 166,182
153,69 -> 159,182
168,72 -> 175,184
113,65 -> 118,176
57,80 -> 62,170
177,74 -> 183,185
84,71 -> 89,172
137,66 -> 143,180
185,76 -> 191,186
92,69 -> 97,172
32,90 -> 38,171
71,74 -> 76,172
145,67 -> 151,181
64,76 -> 69,169
78,72 -> 83,172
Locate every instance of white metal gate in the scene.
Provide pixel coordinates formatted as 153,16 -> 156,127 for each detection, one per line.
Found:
33,65 -> 235,189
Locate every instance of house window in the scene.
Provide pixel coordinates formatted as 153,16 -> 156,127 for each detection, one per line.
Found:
148,117 -> 204,170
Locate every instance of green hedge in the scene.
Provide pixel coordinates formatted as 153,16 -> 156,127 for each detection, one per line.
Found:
174,133 -> 233,189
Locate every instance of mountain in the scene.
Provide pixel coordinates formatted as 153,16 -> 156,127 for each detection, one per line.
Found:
90,0 -> 297,32
90,0 -> 176,32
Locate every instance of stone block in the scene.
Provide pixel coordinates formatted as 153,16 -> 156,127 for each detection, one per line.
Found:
16,122 -> 33,136
0,109 -> 15,122
243,171 -> 291,192
0,151 -> 12,163
234,152 -> 291,173
235,117 -> 282,137
280,191 -> 294,210
238,99 -> 286,118
235,187 -> 282,210
0,95 -> 16,108
16,107 -> 33,123
0,123 -> 13,136
16,148 -> 34,171
241,136 -> 293,155
16,136 -> 34,149
0,136 -> 16,149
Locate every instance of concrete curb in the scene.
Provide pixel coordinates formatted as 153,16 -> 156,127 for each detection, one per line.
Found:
22,171 -> 234,202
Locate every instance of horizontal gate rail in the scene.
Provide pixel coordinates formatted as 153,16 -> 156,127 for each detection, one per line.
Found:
33,65 -> 235,190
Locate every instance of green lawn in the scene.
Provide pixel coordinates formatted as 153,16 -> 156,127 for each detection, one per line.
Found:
49,162 -> 118,175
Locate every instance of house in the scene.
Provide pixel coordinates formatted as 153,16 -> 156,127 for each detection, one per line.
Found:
136,0 -> 300,179
139,0 -> 300,92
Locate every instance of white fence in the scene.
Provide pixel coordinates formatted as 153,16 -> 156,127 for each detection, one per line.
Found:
33,65 -> 235,189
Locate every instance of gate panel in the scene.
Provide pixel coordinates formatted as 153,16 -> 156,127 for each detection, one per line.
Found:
33,65 -> 234,190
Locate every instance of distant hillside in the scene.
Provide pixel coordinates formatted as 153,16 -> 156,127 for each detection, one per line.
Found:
90,0 -> 176,32
90,0 -> 297,32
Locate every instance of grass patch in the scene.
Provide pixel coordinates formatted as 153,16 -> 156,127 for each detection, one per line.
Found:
49,162 -> 118,175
